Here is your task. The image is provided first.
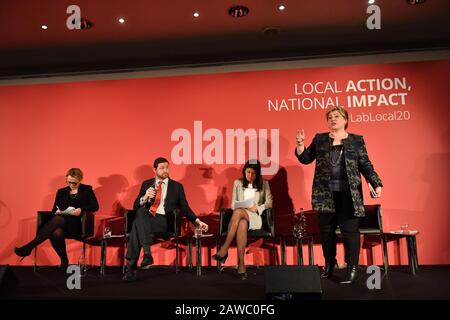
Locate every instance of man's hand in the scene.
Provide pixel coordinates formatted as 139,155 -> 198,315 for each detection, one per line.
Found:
144,187 -> 156,201
195,219 -> 209,232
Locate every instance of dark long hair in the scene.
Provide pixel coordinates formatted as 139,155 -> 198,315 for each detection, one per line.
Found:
241,159 -> 263,191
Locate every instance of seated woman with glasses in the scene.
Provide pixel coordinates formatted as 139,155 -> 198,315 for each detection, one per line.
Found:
14,168 -> 99,271
213,160 -> 273,280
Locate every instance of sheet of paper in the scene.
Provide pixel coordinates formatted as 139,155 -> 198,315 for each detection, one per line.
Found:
368,182 -> 377,198
56,206 -> 75,215
234,197 -> 255,209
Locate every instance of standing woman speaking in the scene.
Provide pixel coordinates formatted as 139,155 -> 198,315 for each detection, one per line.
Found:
295,106 -> 383,284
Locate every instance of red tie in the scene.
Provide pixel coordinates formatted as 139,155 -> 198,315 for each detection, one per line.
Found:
149,181 -> 162,216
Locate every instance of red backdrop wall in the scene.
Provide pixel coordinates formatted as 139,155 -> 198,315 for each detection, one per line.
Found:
0,60 -> 449,267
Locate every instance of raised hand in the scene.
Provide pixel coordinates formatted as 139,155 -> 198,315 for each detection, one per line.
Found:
296,129 -> 305,146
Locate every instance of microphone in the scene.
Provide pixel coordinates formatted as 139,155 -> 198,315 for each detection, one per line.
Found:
148,180 -> 159,205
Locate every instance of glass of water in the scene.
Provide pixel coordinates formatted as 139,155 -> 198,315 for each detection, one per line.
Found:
194,226 -> 203,238
78,255 -> 87,277
400,223 -> 409,233
103,226 -> 112,238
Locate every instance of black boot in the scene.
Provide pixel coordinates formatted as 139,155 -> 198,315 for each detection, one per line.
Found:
340,265 -> 358,284
122,261 -> 137,281
321,259 -> 336,279
60,258 -> 69,272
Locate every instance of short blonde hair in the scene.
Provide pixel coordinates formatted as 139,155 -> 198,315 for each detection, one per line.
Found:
326,106 -> 349,129
66,168 -> 83,181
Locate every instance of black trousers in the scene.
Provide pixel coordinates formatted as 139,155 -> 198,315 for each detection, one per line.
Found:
125,207 -> 167,269
319,190 -> 360,266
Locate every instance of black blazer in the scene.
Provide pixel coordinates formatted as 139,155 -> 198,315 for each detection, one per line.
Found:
133,178 -> 197,224
51,184 -> 99,214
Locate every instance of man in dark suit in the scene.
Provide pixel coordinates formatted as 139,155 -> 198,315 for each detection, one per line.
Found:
122,157 -> 208,281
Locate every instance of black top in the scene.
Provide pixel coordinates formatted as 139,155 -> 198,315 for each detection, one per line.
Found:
329,144 -> 349,191
51,184 -> 99,214
49,184 -> 99,236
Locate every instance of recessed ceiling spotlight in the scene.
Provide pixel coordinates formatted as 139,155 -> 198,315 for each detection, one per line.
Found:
79,18 -> 93,29
407,0 -> 426,4
228,5 -> 249,18
118,18 -> 125,24
368,0 -> 375,4
278,5 -> 286,11
193,12 -> 200,18
41,25 -> 48,30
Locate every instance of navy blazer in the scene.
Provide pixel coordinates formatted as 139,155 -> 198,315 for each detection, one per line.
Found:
133,178 -> 197,224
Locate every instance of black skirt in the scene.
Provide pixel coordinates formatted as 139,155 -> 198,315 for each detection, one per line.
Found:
61,215 -> 82,238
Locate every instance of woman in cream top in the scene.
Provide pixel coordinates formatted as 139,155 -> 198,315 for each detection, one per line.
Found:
213,160 -> 273,279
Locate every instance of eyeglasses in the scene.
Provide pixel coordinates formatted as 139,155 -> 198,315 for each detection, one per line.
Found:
67,181 -> 80,185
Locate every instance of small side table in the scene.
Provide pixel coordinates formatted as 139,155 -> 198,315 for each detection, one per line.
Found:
296,235 -> 315,266
100,234 -> 125,275
384,231 -> 419,275
192,234 -> 213,276
280,234 -> 314,266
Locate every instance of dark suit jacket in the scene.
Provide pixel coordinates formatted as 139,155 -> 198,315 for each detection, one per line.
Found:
51,184 -> 99,214
133,178 -> 197,224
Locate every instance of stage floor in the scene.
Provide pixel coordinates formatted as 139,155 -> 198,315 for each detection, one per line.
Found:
4,265 -> 450,300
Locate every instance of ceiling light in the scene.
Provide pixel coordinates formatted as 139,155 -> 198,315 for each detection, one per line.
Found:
41,25 -> 48,30
228,5 -> 249,18
79,18 -> 93,30
278,5 -> 286,11
368,0 -> 375,4
193,12 -> 200,18
407,0 -> 426,4
118,18 -> 125,24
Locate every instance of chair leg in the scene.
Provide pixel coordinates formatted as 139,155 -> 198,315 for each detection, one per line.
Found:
175,240 -> 179,274
272,238 -> 277,265
34,247 -> 37,272
82,241 -> 88,273
308,238 -> 314,266
381,234 -> 389,274
122,237 -> 128,274
187,237 -> 193,270
216,238 -> 222,272
281,235 -> 286,266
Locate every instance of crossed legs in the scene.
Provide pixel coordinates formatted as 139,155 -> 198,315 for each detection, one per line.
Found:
217,208 -> 249,273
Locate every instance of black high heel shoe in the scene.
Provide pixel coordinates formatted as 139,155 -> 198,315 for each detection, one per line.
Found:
212,253 -> 228,263
14,246 -> 32,261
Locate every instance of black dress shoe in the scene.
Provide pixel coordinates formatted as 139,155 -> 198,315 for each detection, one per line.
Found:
122,270 -> 137,281
14,246 -> 32,261
320,260 -> 336,279
212,253 -> 228,263
140,255 -> 154,269
340,265 -> 358,284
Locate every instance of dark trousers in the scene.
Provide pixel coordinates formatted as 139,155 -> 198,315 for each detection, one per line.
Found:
126,207 -> 167,269
319,191 -> 360,266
